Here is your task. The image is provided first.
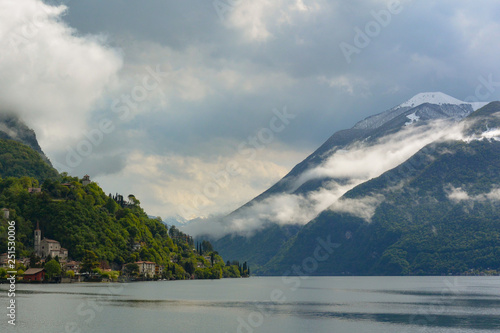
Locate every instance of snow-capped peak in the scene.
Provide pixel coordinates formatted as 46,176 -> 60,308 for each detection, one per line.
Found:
399,92 -> 466,108
353,92 -> 490,130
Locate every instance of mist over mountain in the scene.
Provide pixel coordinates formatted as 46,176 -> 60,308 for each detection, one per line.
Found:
191,94 -> 499,273
0,111 -> 58,181
0,111 -> 52,165
261,103 -> 500,275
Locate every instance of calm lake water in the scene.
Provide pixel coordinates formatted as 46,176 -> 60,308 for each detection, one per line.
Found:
2,276 -> 500,333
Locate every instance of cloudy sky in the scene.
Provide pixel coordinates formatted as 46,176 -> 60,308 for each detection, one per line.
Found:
1,0 -> 500,221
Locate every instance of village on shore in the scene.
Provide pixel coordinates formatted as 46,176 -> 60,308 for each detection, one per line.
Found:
0,175 -> 250,283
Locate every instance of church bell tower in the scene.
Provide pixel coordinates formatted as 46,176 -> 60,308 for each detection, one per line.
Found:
34,221 -> 41,257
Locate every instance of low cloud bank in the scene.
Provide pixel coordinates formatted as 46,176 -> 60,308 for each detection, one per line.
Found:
184,119 -> 468,238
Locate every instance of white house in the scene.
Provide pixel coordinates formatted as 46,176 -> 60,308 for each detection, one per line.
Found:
135,261 -> 156,277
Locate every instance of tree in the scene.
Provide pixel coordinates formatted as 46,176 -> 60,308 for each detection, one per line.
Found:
45,259 -> 61,280
124,263 -> 139,277
128,194 -> 140,206
209,251 -> 218,267
169,226 -> 179,238
0,268 -> 7,279
201,240 -> 213,253
184,261 -> 195,275
105,196 -> 119,214
29,252 -> 41,268
80,250 -> 99,273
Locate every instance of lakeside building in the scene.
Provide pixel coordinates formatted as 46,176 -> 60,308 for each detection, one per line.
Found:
34,222 -> 68,261
64,261 -> 80,272
155,264 -> 165,277
135,261 -> 156,277
23,268 -> 46,282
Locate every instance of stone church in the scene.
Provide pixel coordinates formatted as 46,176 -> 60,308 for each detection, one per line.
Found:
34,222 -> 68,261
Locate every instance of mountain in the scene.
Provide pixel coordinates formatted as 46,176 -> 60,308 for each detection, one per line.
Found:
163,215 -> 189,228
0,138 -> 241,279
246,92 -> 482,200
0,112 -> 52,165
210,93 -> 496,272
261,103 -> 500,275
0,112 -> 58,181
0,138 -> 58,181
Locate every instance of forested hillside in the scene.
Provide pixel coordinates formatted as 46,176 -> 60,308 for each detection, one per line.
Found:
0,139 -> 58,180
0,138 -> 246,279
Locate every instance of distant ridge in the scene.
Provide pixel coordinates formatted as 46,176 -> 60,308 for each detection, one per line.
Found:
211,93 -> 495,273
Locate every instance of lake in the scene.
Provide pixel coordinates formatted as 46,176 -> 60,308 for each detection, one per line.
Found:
2,276 -> 500,333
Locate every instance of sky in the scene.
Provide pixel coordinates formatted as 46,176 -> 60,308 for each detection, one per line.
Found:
1,0 -> 500,222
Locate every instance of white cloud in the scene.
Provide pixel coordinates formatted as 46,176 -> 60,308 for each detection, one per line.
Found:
447,186 -> 500,203
328,194 -> 385,222
0,0 -> 122,152
185,119 -> 469,238
183,180 -> 358,238
228,0 -> 323,41
95,144 -> 305,221
294,120 -> 465,189
447,187 -> 470,202
463,128 -> 500,143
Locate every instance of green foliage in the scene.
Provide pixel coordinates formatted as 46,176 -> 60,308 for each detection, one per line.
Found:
0,175 -> 203,269
223,265 -> 241,278
124,263 -> 139,277
261,139 -> 500,276
44,259 -> 62,279
80,250 -> 99,273
0,140 -> 236,280
194,266 -> 223,279
0,139 -> 58,181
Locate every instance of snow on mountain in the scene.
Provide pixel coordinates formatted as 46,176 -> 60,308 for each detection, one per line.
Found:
354,92 -> 488,130
404,112 -> 420,126
399,92 -> 465,108
399,92 -> 487,111
163,215 -> 190,228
